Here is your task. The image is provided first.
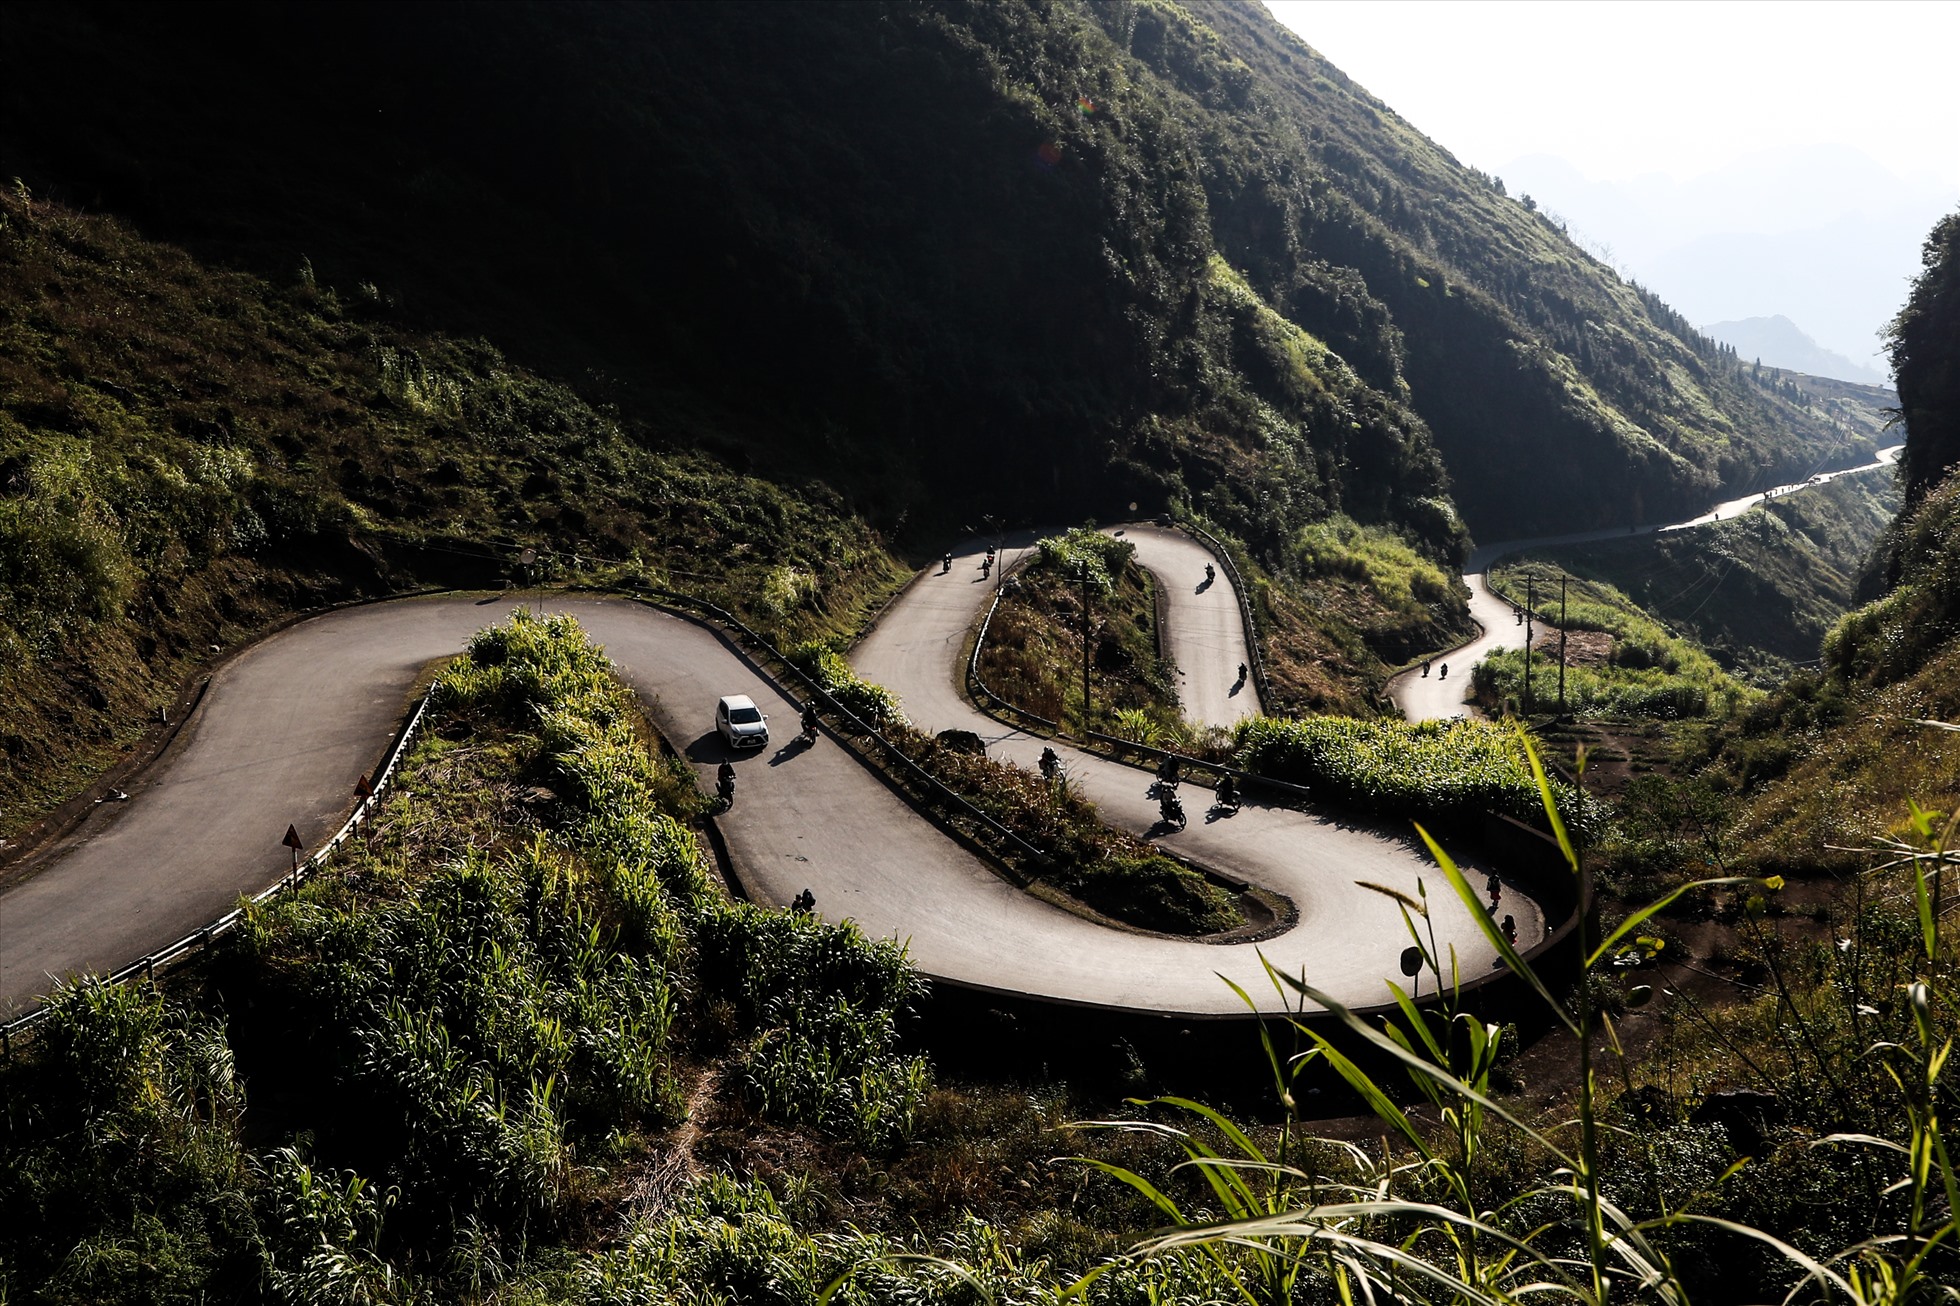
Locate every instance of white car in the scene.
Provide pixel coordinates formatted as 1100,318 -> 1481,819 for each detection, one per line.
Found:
715,694 -> 769,750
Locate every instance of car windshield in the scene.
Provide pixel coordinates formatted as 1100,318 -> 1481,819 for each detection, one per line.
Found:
729,706 -> 763,724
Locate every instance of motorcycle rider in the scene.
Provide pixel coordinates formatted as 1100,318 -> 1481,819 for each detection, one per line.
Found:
800,702 -> 819,742
716,760 -> 736,803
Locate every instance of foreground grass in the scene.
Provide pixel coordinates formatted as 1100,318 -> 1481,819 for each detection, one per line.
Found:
6,614 -> 1958,1302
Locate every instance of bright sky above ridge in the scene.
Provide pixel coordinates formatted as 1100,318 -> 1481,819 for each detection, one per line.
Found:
1264,0 -> 1960,188
1264,0 -> 1960,375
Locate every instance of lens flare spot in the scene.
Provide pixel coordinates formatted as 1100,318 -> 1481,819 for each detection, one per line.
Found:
1035,141 -> 1063,168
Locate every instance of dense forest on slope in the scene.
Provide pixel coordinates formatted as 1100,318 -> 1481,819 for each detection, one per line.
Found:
1889,213 -> 1960,513
0,0 -> 1852,551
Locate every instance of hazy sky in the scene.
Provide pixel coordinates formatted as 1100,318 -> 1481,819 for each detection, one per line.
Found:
1263,1 -> 1960,373
1263,1 -> 1960,188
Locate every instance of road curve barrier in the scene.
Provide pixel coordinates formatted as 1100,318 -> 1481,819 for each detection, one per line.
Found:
967,577 -> 1060,733
2,686 -> 438,1051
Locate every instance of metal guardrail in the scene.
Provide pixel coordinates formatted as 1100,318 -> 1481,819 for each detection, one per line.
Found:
1176,518 -> 1273,713
645,589 -> 1049,871
2,687 -> 438,1048
967,582 -> 1060,733
1082,731 -> 1316,804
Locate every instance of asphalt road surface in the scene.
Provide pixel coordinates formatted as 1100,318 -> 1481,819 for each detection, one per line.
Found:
3,564 -> 1543,1019
1115,524 -> 1261,729
854,530 -> 1539,1010
1386,444 -> 1906,722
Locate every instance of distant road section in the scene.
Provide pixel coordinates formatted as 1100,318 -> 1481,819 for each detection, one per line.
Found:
1115,524 -> 1262,730
1388,443 -> 1905,721
855,533 -> 1536,1009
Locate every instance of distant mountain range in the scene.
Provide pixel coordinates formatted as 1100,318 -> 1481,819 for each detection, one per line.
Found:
1702,315 -> 1888,385
1501,146 -> 1955,377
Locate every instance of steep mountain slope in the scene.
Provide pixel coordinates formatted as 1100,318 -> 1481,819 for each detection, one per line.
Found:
1719,209 -> 1960,862
0,189 -> 902,837
0,0 -> 1847,552
1165,0 -> 1865,534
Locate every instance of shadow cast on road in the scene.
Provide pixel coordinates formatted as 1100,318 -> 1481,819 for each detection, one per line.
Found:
683,731 -> 754,765
768,737 -> 814,767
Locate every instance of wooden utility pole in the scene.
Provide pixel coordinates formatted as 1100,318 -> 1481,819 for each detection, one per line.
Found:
1558,573 -> 1568,711
1080,564 -> 1093,732
1524,575 -> 1535,711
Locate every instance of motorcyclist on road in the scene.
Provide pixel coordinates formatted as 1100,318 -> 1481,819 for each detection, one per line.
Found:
1236,662 -> 1248,684
1204,563 -> 1215,584
1159,789 -> 1185,828
1038,746 -> 1059,781
942,552 -> 953,573
1438,663 -> 1448,679
1215,773 -> 1238,809
716,761 -> 736,802
801,703 -> 819,741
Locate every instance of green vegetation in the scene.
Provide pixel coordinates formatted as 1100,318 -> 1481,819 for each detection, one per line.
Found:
1714,479 -> 1960,867
1084,744 -> 1960,1303
0,189 -> 906,840
1233,713 -> 1578,828
1281,513 -> 1468,664
1478,563 -> 1753,719
798,623 -> 1241,937
979,528 -> 1183,737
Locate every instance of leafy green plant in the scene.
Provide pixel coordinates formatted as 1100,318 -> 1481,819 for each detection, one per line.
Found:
1069,725 -> 1960,1303
1234,712 -> 1586,829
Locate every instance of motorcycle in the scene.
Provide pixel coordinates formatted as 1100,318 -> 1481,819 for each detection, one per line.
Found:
1212,775 -> 1241,814
1159,790 -> 1187,831
799,708 -> 820,745
716,763 -> 736,808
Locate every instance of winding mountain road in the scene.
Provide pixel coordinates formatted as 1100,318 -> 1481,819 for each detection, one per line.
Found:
1,528 -> 1538,1022
1386,444 -> 1906,721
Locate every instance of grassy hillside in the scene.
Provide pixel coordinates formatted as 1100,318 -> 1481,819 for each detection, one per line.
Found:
0,189 -> 904,838
0,0 -> 1849,555
1500,470 -> 1901,677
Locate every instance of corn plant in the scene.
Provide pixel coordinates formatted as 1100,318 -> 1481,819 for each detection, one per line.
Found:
1067,726 -> 1960,1304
